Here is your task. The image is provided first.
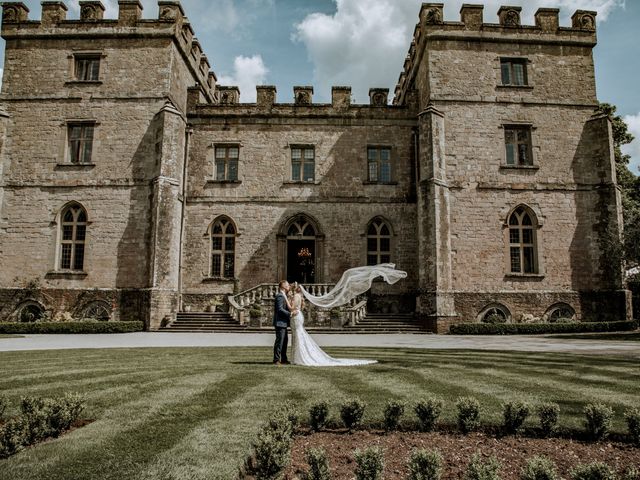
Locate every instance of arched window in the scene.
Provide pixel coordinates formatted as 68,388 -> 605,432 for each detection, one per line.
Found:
81,301 -> 111,321
367,218 -> 391,266
478,304 -> 511,324
59,203 -> 87,271
545,303 -> 576,323
287,218 -> 315,238
211,216 -> 236,278
17,302 -> 44,323
508,206 -> 537,274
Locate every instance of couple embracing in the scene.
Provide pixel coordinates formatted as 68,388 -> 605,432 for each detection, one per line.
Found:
270,264 -> 408,367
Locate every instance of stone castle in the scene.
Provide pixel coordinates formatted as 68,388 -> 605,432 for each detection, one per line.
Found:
0,1 -> 632,332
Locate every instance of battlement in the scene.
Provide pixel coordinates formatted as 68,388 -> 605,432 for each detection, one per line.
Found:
393,3 -> 598,105
0,0 -> 217,102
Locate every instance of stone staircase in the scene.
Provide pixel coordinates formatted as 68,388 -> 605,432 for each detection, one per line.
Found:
344,313 -> 428,333
160,312 -> 250,333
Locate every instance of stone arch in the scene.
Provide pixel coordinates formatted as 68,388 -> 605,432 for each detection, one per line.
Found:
13,300 -> 47,323
543,303 -> 576,323
206,215 -> 238,279
277,213 -> 325,283
477,302 -> 512,324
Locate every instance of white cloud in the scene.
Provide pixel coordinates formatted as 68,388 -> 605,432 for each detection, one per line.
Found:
294,0 -> 625,103
217,55 -> 269,102
622,113 -> 640,176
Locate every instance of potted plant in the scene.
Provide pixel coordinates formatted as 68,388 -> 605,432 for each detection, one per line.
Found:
249,305 -> 263,327
206,297 -> 223,312
330,307 -> 343,328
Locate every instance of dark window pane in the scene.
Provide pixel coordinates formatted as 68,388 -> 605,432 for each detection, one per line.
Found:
505,144 -> 515,165
510,247 -> 521,273
292,161 -> 301,181
216,160 -> 226,180
61,244 -> 72,269
228,160 -> 238,180
89,59 -> 100,80
367,238 -> 377,252
212,237 -> 222,250
501,62 -> 511,84
77,210 -> 87,222
508,214 -> 519,226
73,244 -> 85,270
368,162 -> 378,182
223,253 -> 234,278
76,225 -> 86,241
505,130 -> 515,143
368,149 -> 377,160
226,223 -> 235,235
380,162 -> 391,183
380,238 -> 390,252
513,63 -> 525,85
82,140 -> 93,164
522,228 -> 533,244
303,224 -> 315,236
509,228 -> 519,244
380,149 -> 390,161
522,213 -> 532,226
63,209 -> 74,222
523,247 -> 535,273
380,224 -> 390,236
288,224 -> 299,236
224,236 -> 235,251
70,126 -> 82,140
211,254 -> 221,276
303,161 -> 314,182
62,225 -> 73,240
367,254 -> 377,266
516,129 -> 529,142
367,223 -> 377,235
212,222 -> 222,234
380,255 -> 391,263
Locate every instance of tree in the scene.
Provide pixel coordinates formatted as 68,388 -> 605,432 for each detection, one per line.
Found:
595,103 -> 640,268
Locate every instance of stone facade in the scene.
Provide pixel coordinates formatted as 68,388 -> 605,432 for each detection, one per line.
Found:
0,2 -> 631,331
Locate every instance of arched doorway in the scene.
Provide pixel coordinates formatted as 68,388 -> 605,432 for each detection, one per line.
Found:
278,214 -> 324,284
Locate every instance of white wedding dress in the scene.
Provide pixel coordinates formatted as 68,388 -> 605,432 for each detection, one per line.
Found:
289,264 -> 407,367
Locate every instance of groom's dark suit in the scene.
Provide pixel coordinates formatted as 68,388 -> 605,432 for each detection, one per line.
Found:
273,290 -> 291,364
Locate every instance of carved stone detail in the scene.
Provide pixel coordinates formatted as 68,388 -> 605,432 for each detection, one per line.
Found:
504,10 -> 520,27
3,6 -> 18,22
369,88 -> 389,107
296,91 -> 310,105
425,8 -> 442,25
81,5 -> 97,20
160,6 -> 175,21
218,87 -> 239,105
580,13 -> 595,31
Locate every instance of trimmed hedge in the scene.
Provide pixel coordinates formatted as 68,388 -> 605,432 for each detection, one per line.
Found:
0,321 -> 144,334
449,321 -> 638,335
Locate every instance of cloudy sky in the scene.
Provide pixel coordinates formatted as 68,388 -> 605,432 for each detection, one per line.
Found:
2,0 -> 639,173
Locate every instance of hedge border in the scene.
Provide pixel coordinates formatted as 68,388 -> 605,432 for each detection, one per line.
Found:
0,321 -> 144,334
449,321 -> 638,335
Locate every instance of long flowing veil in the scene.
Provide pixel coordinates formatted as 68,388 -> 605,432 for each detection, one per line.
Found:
299,263 -> 407,309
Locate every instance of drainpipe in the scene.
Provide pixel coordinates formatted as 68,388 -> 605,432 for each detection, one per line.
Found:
178,125 -> 193,312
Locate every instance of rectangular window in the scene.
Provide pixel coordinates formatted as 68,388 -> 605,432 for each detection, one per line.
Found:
504,126 -> 532,166
291,146 -> 315,182
75,55 -> 100,81
67,123 -> 94,164
500,58 -> 528,86
214,145 -> 239,181
367,147 -> 392,183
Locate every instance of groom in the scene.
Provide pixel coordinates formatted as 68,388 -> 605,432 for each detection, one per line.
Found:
273,280 -> 297,366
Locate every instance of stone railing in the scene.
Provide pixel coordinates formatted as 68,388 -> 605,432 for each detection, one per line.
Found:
228,283 -> 337,325
345,299 -> 368,326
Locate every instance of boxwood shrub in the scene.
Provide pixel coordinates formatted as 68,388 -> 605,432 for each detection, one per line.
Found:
0,321 -> 144,334
449,321 -> 638,335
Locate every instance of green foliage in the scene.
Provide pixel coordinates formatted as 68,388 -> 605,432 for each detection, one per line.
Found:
340,398 -> 366,431
536,403 -> 560,437
249,307 -> 263,318
253,413 -> 294,480
465,454 -> 501,480
47,393 -> 86,437
584,403 -> 614,441
282,401 -> 300,431
414,397 -> 444,432
354,446 -> 384,480
0,321 -> 144,334
0,417 -> 27,458
622,467 -> 639,480
483,313 -> 507,324
309,401 -> 330,432
624,408 -> 640,446
305,448 -> 331,480
571,462 -> 617,480
456,397 -> 481,433
407,449 -> 443,480
449,321 -> 638,335
502,400 -> 530,434
383,400 -> 405,432
0,395 -> 7,419
520,456 -> 559,480
20,396 -> 53,444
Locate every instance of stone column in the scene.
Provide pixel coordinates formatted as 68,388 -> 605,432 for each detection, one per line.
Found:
147,101 -> 187,329
417,104 -> 456,332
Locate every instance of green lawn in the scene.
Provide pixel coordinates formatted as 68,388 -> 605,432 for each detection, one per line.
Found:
0,334 -> 22,339
0,347 -> 638,480
547,332 -> 640,341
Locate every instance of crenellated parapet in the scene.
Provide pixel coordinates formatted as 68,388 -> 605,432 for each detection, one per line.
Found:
0,0 -> 217,103
393,3 -> 598,105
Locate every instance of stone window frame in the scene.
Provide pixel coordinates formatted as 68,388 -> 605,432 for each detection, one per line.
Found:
365,217 -> 394,266
205,215 -> 238,281
57,119 -> 99,168
49,201 -> 90,277
503,204 -> 545,278
66,50 -> 106,85
214,144 -> 240,182
364,145 -> 397,185
499,123 -> 539,170
289,144 -> 316,183
498,57 -> 533,89
206,142 -> 243,185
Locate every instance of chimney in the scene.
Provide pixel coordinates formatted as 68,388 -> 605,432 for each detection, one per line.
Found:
331,86 -> 351,110
79,1 -> 105,21
118,0 -> 142,26
460,4 -> 484,29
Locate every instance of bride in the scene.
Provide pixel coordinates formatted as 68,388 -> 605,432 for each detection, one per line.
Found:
286,263 -> 407,367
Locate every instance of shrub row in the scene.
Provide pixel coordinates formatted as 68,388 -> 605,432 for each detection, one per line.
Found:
0,321 -> 144,334
449,320 -> 638,335
307,398 -> 640,444
303,448 -> 640,480
0,393 -> 86,458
